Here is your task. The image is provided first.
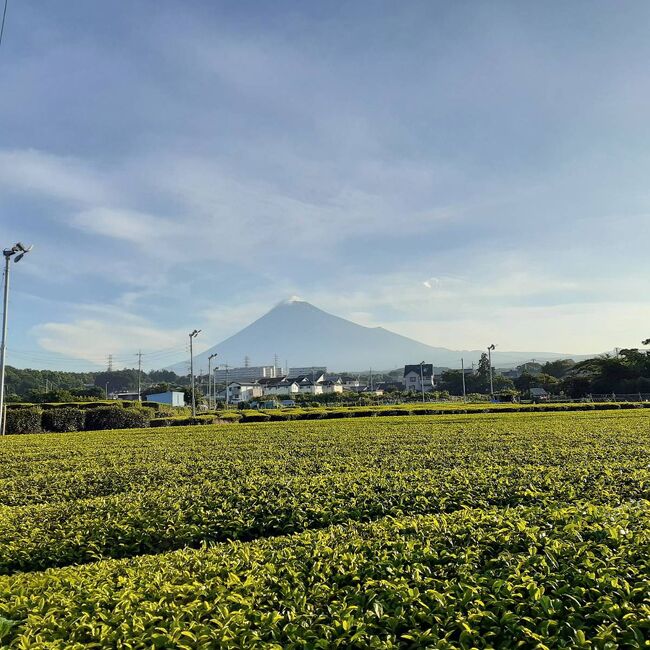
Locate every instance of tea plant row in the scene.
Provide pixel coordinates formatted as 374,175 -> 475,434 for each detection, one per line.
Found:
0,502 -> 647,648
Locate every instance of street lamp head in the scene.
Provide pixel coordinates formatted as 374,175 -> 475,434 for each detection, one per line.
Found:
4,243 -> 33,262
488,344 -> 496,351
189,329 -> 201,338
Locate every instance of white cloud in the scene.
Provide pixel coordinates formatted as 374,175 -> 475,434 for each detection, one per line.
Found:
70,207 -> 181,247
0,149 -> 109,204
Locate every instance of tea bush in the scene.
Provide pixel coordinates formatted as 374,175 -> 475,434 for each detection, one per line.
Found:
0,503 -> 647,647
3,408 -> 41,435
83,406 -> 150,431
0,410 -> 647,646
41,407 -> 85,433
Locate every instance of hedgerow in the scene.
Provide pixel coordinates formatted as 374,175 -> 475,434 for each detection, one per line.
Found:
83,406 -> 150,431
0,410 -> 647,646
0,411 -> 647,574
3,407 -> 41,435
0,503 -> 647,647
41,407 -> 85,433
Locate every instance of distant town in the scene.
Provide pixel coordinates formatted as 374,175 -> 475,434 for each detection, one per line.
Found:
5,346 -> 649,411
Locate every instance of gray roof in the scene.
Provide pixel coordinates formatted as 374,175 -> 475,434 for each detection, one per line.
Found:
403,364 -> 434,378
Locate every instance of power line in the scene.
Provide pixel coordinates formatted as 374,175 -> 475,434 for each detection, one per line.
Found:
0,0 -> 8,50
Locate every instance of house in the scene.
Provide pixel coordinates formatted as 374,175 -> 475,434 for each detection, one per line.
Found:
321,379 -> 343,394
529,387 -> 550,401
335,375 -> 361,390
225,381 -> 263,403
146,391 -> 185,407
289,375 -> 324,395
375,381 -> 404,393
258,377 -> 300,396
403,364 -> 435,392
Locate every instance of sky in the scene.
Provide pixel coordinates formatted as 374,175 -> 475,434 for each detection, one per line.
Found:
1,0 -> 649,371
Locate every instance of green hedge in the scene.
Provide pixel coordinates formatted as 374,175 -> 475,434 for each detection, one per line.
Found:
84,407 -> 150,431
4,408 -> 42,435
239,411 -> 271,423
150,415 -> 221,428
42,408 -> 85,433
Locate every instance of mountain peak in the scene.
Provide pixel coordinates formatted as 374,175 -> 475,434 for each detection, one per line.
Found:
276,295 -> 306,307
168,298 -> 585,373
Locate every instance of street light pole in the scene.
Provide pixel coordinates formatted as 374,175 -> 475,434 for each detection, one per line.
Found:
0,243 -> 33,436
208,353 -> 217,410
189,329 -> 201,417
461,357 -> 466,401
487,344 -> 496,398
420,361 -> 426,403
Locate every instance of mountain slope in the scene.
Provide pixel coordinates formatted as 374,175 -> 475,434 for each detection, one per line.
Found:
168,299 -> 584,374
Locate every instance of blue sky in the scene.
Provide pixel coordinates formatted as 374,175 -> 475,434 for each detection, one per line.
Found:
1,0 -> 649,371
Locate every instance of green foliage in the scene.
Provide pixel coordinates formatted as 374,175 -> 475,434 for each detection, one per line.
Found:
4,407 -> 42,435
41,408 -> 85,433
150,415 -> 217,427
83,406 -> 150,431
0,410 -> 647,645
0,503 -> 647,646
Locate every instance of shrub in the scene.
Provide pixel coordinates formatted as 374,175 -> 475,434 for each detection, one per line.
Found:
378,408 -> 411,416
299,410 -> 327,420
84,407 -> 150,431
215,412 -> 242,423
4,407 -> 42,434
42,408 -> 85,433
324,410 -> 354,419
351,409 -> 378,417
151,415 -> 220,428
240,411 -> 271,423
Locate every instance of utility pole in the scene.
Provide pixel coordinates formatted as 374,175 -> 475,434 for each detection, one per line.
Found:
369,368 -> 373,391
208,353 -> 217,410
224,363 -> 229,408
189,329 -> 201,417
419,361 -> 426,403
461,358 -> 466,402
487,344 -> 496,398
105,382 -> 109,399
0,242 -> 33,437
136,350 -> 142,401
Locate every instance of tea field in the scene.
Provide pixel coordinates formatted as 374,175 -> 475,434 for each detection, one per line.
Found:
0,410 -> 648,647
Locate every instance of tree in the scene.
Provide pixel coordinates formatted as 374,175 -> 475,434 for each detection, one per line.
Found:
541,359 -> 575,379
474,353 -> 492,393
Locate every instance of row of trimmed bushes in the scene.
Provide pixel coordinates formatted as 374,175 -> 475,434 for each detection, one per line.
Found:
7,400 -> 161,411
4,400 -> 649,435
5,406 -> 152,435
